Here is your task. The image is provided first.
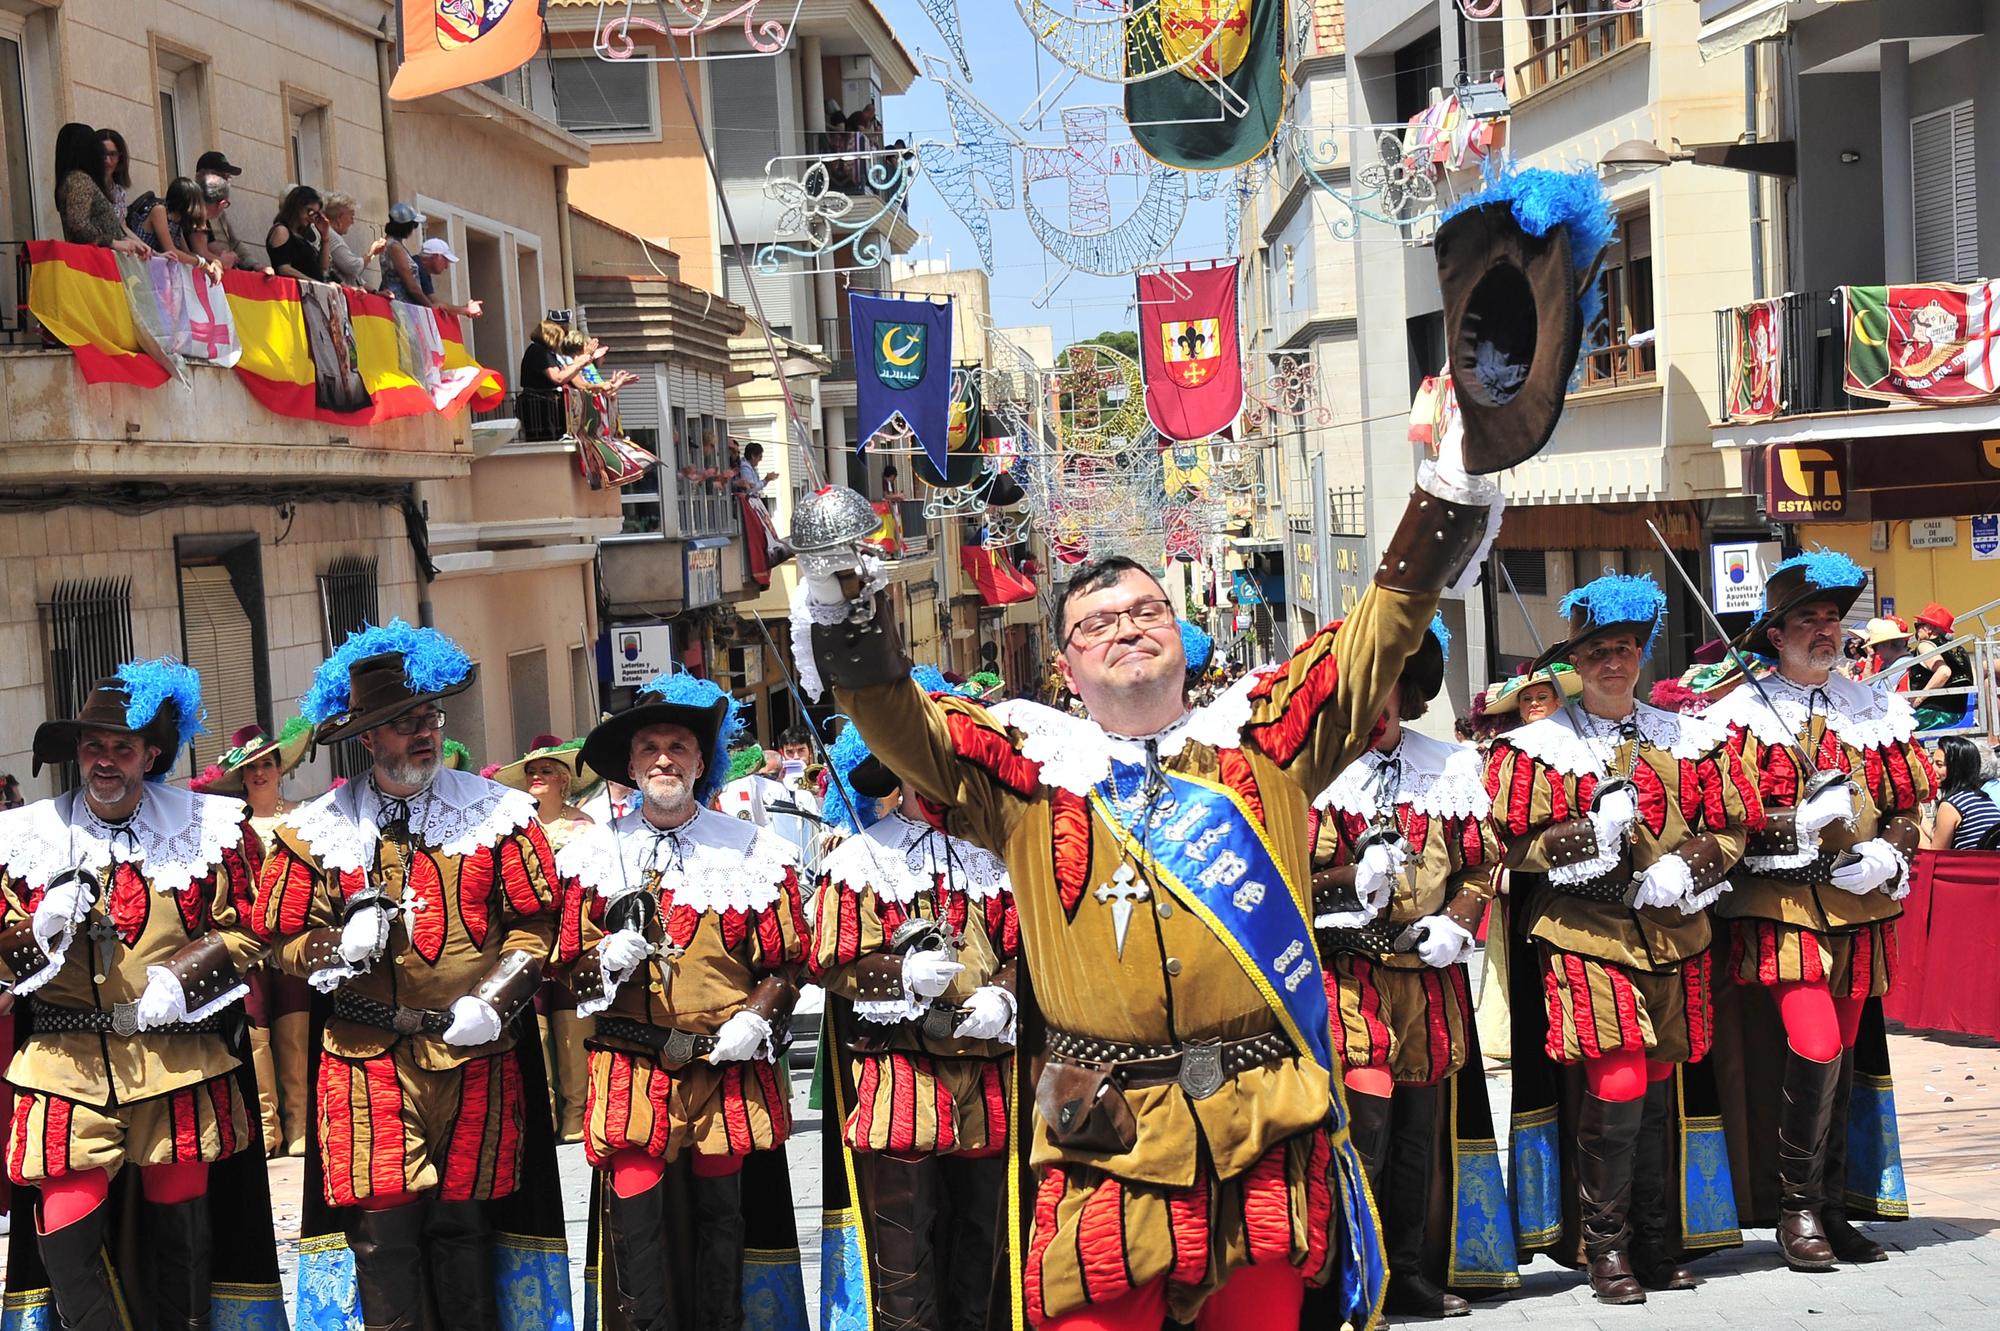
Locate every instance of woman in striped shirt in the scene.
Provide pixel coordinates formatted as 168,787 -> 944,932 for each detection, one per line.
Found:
1926,736 -> 2000,851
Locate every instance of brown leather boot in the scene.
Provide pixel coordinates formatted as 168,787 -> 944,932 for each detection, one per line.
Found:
939,1153 -> 1005,1331
1577,1092 -> 1647,1304
1629,1080 -> 1696,1290
348,1200 -> 429,1331
249,1025 -> 283,1156
146,1196 -> 215,1331
862,1154 -> 941,1331
427,1201 -> 499,1331
692,1169 -> 749,1331
1346,1089 -> 1394,1196
273,1010 -> 313,1156
1820,1050 -> 1888,1264
1381,1085 -> 1470,1318
552,1009 -> 594,1144
1776,1049 -> 1842,1272
36,1204 -> 125,1331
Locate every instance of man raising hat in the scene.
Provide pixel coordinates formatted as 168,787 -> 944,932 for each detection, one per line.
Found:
1484,575 -> 1758,1304
1310,616 -> 1515,1315
554,671 -> 809,1331
1705,550 -> 1929,1270
812,712 -> 1020,1330
253,621 -> 564,1331
0,659 -> 283,1330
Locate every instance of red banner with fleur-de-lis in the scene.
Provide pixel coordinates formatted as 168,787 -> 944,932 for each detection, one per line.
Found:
1137,260 -> 1243,442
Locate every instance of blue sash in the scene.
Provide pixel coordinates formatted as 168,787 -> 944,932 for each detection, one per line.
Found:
1089,764 -> 1333,1073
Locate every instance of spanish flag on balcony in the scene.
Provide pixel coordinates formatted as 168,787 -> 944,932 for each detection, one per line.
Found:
438,311 -> 506,411
24,240 -> 173,387
226,272 -> 437,425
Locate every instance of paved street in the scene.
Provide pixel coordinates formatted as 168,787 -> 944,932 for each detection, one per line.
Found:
246,1024 -> 2000,1329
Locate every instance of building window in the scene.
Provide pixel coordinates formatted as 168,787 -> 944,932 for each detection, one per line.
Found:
39,577 -> 134,792
620,428 -> 666,534
0,12 -> 43,247
288,94 -> 328,187
178,555 -> 267,771
317,556 -> 378,780
1578,208 -> 1656,391
550,52 -> 657,140
1517,2 -> 1643,97
507,648 -> 550,759
1498,549 -> 1549,596
1912,103 -> 1977,283
153,41 -> 210,181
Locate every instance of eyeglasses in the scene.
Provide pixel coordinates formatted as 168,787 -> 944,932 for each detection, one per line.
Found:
1066,597 -> 1174,648
388,708 -> 446,736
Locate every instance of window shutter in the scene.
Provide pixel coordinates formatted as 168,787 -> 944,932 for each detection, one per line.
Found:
712,58 -> 780,183
617,369 -> 661,430
552,56 -> 651,136
179,565 -> 259,769
1913,104 -> 1977,283
722,247 -> 797,339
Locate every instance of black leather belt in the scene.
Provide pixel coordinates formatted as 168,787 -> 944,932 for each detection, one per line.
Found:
1552,871 -> 1637,904
596,1016 -> 718,1069
1047,1028 -> 1293,1098
30,1000 -> 225,1038
1318,919 -> 1407,954
1754,850 -> 1839,887
333,991 -> 453,1038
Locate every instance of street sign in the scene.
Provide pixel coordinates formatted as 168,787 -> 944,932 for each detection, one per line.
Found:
1909,517 -> 1958,550
611,624 -> 674,688
1974,514 -> 2000,561
1708,539 -> 1780,614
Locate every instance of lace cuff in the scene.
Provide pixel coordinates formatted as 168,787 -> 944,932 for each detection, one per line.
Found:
1548,811 -> 1624,886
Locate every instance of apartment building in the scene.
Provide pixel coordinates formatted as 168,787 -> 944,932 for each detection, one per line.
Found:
0,0 -> 607,795
1344,0 -> 1765,702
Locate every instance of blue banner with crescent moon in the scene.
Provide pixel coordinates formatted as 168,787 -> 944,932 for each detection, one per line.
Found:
851,291 -> 954,474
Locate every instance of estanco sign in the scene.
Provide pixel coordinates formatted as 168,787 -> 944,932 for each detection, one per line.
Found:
1766,444 -> 1848,520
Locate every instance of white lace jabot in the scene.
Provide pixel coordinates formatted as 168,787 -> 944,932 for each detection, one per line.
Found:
1504,702 -> 1727,778
281,766 -> 537,876
557,805 -> 796,915
820,812 -> 1010,905
0,784 -> 246,897
1315,729 -> 1491,821
1706,670 -> 1917,753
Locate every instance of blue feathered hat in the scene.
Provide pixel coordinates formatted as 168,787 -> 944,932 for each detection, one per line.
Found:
822,719 -> 897,836
32,656 -> 207,779
579,670 -> 743,803
1434,161 -> 1615,474
304,620 -> 476,745
1738,546 -> 1868,656
1540,573 -> 1668,669
1179,619 -> 1214,676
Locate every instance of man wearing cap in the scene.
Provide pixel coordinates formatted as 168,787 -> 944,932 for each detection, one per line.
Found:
813,716 -> 1020,1330
0,659 -> 284,1331
1706,551 -> 1931,1270
1310,615 -> 1513,1316
253,622 -> 563,1331
1484,575 -> 1758,1304
553,672 -> 808,1331
415,237 -> 483,319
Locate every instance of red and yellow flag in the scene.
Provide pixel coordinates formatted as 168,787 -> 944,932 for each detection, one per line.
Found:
438,311 -> 506,412
25,241 -> 172,387
225,271 -> 435,425
390,1 -> 546,102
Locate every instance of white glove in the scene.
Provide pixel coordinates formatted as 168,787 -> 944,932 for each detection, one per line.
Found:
1829,839 -> 1900,896
597,929 -> 651,976
1411,915 -> 1475,968
707,1009 -> 774,1063
339,904 -> 393,965
1795,781 -> 1857,841
903,949 -> 964,1000
31,876 -> 92,954
1353,839 -> 1409,915
134,968 -> 188,1031
1632,855 -> 1694,911
1593,787 -> 1639,835
952,985 -> 1016,1043
803,570 -> 849,607
440,996 -> 504,1047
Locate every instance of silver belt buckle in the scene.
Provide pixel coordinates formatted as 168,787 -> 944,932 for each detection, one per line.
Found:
110,1001 -> 140,1038
391,1006 -> 425,1036
1178,1039 -> 1225,1100
662,1028 -> 697,1068
921,1002 -> 958,1041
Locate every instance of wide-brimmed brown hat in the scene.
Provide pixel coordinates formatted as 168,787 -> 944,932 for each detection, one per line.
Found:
580,674 -> 738,801
313,651 -> 475,745
1736,549 -> 1868,657
1529,572 -> 1667,674
1433,167 -> 1612,474
33,661 -> 201,778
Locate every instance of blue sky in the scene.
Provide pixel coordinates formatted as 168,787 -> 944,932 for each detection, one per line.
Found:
873,0 -> 1238,347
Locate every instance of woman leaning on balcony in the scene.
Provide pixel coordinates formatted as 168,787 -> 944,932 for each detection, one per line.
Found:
53,122 -> 149,257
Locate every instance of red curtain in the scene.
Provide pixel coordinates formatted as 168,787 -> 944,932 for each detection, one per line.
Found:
1883,849 -> 2000,1039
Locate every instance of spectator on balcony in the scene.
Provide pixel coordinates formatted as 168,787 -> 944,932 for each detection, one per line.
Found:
1909,602 -> 1975,730
416,238 -> 483,319
559,328 -> 637,395
733,440 -> 778,497
1925,736 -> 2000,850
320,192 -> 372,288
97,128 -> 133,213
266,185 -> 331,282
376,202 -> 428,300
193,175 -> 243,270
134,177 -> 222,280
519,318 -> 604,441
53,122 -> 148,256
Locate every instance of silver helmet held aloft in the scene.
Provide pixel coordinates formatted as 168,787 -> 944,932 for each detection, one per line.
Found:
787,484 -> 880,578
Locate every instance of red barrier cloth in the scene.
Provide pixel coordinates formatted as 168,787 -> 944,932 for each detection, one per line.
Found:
1884,849 -> 2000,1039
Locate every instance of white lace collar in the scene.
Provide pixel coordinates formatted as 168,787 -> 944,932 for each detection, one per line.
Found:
985,667 -> 1270,797
1504,702 -> 1727,777
0,784 -> 246,896
556,804 -> 796,915
820,812 -> 1010,905
281,766 -> 536,875
1315,729 -> 1491,820
1706,669 -> 1917,752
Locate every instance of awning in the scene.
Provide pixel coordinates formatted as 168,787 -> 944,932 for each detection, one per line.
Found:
1698,0 -> 1788,63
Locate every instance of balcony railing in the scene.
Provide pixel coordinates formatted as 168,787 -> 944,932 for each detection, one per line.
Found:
0,241 -> 46,348
1711,289 -> 1868,423
1515,11 -> 1643,97
1578,339 -> 1657,392
677,465 -> 739,538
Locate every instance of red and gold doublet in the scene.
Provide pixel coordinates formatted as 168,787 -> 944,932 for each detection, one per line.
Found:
553,806 -> 808,1165
254,768 -> 559,1206
0,786 -> 264,1184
